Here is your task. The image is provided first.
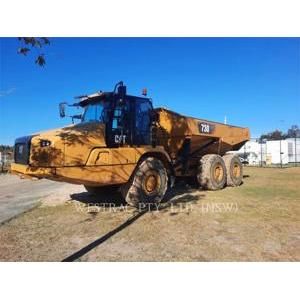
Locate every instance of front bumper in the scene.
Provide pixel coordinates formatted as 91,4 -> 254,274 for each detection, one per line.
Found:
10,163 -> 55,179
10,162 -> 136,186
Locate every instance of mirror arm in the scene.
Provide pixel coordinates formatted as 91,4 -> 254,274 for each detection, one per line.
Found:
59,101 -> 82,119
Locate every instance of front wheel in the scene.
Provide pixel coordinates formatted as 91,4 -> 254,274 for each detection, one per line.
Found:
121,157 -> 168,207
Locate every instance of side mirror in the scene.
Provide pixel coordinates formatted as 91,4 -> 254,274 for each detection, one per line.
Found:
59,103 -> 66,118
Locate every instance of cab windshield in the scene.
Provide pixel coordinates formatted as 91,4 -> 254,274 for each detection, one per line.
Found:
81,101 -> 110,123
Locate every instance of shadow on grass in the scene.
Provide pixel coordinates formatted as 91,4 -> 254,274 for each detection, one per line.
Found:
63,180 -> 203,262
70,188 -> 126,207
62,208 -> 148,262
70,177 -> 201,210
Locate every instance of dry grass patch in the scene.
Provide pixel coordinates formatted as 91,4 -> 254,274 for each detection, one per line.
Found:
0,167 -> 299,261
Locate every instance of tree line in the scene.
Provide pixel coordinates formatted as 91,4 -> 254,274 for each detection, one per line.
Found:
259,125 -> 300,141
0,145 -> 14,152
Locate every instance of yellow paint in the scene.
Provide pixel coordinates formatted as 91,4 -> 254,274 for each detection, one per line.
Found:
11,107 -> 249,186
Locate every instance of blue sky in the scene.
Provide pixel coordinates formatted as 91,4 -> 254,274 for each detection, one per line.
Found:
0,37 -> 299,145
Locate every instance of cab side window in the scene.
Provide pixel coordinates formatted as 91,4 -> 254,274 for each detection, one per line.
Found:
135,100 -> 152,145
112,100 -> 129,129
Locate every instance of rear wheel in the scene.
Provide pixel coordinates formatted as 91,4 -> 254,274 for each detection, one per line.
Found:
223,154 -> 243,186
121,157 -> 168,207
197,154 -> 227,190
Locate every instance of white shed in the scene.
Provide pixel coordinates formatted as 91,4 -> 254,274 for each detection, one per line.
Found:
266,140 -> 289,165
286,138 -> 300,163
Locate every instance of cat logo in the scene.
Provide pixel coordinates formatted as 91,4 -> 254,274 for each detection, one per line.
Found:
114,135 -> 127,144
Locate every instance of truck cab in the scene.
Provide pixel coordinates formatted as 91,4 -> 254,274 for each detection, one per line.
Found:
76,82 -> 153,148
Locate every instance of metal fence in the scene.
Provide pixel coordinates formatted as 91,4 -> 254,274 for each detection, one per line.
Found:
233,137 -> 300,168
0,151 -> 13,173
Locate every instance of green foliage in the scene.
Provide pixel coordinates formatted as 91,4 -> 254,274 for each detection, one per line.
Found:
17,37 -> 50,67
0,145 -> 14,152
287,125 -> 300,138
259,125 -> 300,141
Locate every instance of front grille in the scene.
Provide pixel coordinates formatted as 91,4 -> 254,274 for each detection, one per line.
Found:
14,136 -> 32,165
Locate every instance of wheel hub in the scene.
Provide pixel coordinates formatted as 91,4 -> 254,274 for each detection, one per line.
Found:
213,163 -> 224,182
233,163 -> 241,178
143,171 -> 161,195
145,175 -> 157,192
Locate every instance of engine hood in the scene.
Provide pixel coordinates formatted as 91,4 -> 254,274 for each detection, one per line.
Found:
29,122 -> 106,167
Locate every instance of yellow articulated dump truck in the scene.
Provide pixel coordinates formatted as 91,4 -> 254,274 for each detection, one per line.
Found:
11,82 -> 250,207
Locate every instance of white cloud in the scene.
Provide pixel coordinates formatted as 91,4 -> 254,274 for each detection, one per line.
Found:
0,87 -> 16,97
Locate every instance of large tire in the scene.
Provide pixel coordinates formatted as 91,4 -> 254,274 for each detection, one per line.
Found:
121,157 -> 168,207
223,154 -> 243,186
84,185 -> 120,195
197,154 -> 227,190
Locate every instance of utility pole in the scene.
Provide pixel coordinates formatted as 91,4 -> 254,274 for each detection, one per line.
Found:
280,139 -> 283,168
295,136 -> 297,167
260,140 -> 263,167
279,120 -> 285,168
265,141 -> 268,166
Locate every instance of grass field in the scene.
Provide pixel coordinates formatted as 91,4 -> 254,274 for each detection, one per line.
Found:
0,167 -> 299,261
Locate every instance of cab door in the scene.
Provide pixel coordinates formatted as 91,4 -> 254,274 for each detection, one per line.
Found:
133,98 -> 152,146
107,98 -> 132,147
106,97 -> 153,148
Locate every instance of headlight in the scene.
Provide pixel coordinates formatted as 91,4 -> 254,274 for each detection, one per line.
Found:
40,139 -> 52,147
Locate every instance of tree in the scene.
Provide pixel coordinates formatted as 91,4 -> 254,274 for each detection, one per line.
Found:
259,125 -> 300,141
17,37 -> 50,67
287,125 -> 300,138
0,145 -> 13,152
259,130 -> 287,141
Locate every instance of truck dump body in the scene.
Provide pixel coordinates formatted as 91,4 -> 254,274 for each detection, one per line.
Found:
155,108 -> 250,161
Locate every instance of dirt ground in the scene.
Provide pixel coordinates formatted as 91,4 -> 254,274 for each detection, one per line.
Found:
0,174 -> 83,224
0,167 -> 299,261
